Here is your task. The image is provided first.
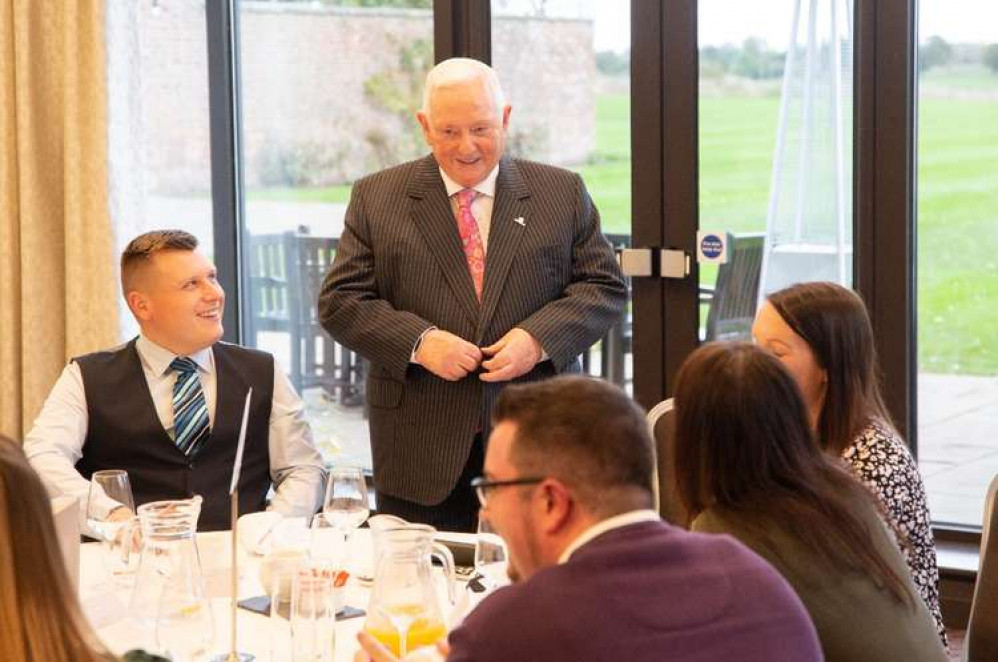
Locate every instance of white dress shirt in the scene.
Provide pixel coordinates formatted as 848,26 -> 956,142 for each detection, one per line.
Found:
557,509 -> 662,564
23,335 -> 326,527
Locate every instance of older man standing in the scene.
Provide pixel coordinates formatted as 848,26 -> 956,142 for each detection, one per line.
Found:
319,58 -> 627,531
356,376 -> 823,662
24,230 -> 326,531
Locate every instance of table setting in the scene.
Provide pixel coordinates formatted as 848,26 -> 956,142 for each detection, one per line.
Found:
80,498 -> 498,662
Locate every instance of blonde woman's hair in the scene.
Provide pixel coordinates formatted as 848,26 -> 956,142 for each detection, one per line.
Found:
0,436 -> 115,662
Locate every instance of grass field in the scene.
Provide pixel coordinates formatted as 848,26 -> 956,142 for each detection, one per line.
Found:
255,67 -> 997,374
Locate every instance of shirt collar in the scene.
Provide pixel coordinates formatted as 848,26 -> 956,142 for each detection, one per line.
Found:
557,509 -> 660,565
439,164 -> 499,199
136,334 -> 214,377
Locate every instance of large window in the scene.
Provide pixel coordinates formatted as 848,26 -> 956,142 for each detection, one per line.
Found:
185,2 -> 990,536
238,1 -> 434,470
492,0 -> 633,389
107,0 -> 215,339
698,0 -> 854,341
916,1 -> 998,527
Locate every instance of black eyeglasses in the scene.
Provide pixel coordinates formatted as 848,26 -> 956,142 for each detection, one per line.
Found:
470,475 -> 544,508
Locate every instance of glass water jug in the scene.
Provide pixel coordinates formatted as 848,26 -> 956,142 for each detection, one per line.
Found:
363,524 -> 456,657
128,496 -> 207,627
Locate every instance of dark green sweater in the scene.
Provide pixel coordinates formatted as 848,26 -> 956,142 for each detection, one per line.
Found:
693,499 -> 947,662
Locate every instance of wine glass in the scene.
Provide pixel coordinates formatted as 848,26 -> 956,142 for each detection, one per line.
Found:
85,469 -> 137,585
290,569 -> 337,662
474,515 -> 509,588
321,466 -> 369,565
379,605 -> 419,658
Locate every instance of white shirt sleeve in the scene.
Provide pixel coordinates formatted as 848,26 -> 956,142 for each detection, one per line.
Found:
22,362 -> 122,527
266,365 -> 327,517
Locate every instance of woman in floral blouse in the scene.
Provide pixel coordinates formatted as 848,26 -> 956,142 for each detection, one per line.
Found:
752,281 -> 947,647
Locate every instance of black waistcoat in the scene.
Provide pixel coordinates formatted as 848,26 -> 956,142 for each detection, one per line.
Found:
75,339 -> 274,531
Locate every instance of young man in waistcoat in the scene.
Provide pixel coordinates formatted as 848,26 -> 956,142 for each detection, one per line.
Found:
24,230 -> 326,531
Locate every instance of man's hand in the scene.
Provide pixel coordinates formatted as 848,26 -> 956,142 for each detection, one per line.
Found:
480,328 -> 543,383
354,631 -> 449,662
415,329 -> 483,381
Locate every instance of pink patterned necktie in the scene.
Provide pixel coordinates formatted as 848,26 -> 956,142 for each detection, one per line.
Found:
456,188 -> 485,301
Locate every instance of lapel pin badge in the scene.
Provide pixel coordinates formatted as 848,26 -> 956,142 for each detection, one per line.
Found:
513,216 -> 526,226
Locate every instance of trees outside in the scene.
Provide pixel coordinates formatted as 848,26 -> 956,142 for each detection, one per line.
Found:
983,43 -> 998,74
700,39 -> 784,81
920,36 -> 954,72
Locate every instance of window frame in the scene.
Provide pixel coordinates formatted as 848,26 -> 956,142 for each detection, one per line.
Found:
202,0 -> 976,542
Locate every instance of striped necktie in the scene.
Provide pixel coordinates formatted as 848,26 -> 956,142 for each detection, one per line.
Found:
170,357 -> 210,456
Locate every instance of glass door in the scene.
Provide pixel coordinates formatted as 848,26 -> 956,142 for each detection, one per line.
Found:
237,2 -> 435,471
698,0 -> 855,343
916,1 -> 998,528
492,0 -> 634,392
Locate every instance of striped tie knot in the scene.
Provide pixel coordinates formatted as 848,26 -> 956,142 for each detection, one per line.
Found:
170,356 -> 198,374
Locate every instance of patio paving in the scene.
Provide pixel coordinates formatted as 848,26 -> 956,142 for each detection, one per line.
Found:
918,373 -> 998,527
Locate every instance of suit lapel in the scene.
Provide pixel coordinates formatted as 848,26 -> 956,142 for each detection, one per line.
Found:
407,156 -> 481,325
479,157 -> 531,336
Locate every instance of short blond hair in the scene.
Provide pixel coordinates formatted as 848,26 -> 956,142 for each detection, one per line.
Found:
120,229 -> 199,295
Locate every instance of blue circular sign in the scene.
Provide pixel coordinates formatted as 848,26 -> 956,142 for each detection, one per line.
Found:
700,234 -> 724,259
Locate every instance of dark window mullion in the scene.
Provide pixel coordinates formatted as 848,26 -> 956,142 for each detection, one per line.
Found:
853,0 -> 917,447
631,0 -> 699,409
434,0 -> 490,64
206,0 -> 246,345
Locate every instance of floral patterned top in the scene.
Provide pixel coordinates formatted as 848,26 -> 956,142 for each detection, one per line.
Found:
841,419 -> 947,647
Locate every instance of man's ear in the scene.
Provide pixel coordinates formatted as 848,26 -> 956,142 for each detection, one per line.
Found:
501,104 -> 512,132
538,479 -> 573,535
127,290 -> 152,321
416,111 -> 432,145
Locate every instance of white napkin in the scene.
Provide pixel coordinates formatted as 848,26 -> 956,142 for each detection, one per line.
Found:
236,511 -> 283,555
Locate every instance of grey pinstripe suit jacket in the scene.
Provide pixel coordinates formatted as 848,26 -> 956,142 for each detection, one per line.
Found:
318,154 -> 627,505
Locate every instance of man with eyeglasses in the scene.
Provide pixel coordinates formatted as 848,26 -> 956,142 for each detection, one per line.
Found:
357,376 -> 822,662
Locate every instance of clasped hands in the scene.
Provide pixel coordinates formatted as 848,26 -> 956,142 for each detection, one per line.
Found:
415,328 -> 542,383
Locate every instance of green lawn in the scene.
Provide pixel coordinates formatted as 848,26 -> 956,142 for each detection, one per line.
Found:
917,95 -> 998,374
250,183 -> 353,204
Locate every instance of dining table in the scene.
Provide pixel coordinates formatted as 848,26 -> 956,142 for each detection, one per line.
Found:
79,528 -> 477,662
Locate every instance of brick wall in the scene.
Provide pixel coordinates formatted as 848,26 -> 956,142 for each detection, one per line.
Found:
131,2 -> 595,194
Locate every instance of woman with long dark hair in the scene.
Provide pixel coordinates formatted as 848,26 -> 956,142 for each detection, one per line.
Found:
673,343 -> 946,662
0,435 -> 117,662
753,281 -> 945,642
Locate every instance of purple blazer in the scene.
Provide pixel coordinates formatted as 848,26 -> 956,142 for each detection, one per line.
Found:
448,520 -> 822,662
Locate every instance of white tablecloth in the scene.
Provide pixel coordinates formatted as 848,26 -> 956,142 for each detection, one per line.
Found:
81,529 -> 479,662
81,530 -> 373,662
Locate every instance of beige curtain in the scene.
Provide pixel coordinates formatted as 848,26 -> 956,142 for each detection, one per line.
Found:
0,0 -> 118,441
